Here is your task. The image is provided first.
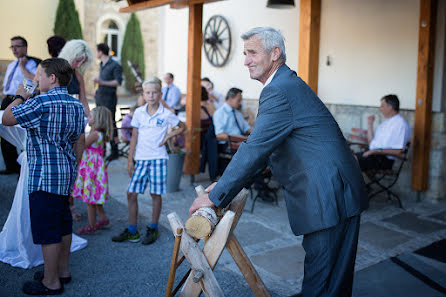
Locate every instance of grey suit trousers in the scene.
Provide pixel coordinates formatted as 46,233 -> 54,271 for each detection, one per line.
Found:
301,215 -> 360,297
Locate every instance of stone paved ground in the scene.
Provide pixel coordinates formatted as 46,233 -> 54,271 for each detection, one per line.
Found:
1,155 -> 446,296
1,98 -> 446,296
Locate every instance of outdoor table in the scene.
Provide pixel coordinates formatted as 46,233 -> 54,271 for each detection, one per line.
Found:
0,110 -> 87,269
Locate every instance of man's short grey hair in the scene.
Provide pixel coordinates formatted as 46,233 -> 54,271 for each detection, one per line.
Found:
241,27 -> 286,62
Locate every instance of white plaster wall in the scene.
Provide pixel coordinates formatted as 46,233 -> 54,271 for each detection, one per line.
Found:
318,0 -> 419,110
160,0 -> 443,112
0,0 -> 58,60
159,0 -> 300,99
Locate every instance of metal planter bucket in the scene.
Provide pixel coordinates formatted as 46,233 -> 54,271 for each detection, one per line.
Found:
166,153 -> 185,193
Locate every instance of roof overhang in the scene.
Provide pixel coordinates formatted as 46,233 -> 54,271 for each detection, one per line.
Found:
120,0 -> 223,12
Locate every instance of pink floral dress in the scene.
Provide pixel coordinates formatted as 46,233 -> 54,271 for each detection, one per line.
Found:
72,131 -> 109,204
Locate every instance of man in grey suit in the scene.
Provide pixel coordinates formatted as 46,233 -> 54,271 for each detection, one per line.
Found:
190,27 -> 368,296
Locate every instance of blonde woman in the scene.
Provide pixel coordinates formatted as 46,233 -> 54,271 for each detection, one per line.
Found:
58,39 -> 94,117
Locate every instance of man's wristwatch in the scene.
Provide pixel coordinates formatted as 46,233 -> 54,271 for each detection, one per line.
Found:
13,95 -> 25,102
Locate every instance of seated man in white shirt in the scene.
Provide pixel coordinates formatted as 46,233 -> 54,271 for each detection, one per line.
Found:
357,94 -> 411,170
212,87 -> 251,150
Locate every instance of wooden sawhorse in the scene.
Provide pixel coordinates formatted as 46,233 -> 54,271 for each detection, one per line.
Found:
165,189 -> 271,297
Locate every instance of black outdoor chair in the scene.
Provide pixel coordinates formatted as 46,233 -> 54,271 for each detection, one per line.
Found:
361,142 -> 411,208
217,135 -> 279,213
105,106 -> 131,166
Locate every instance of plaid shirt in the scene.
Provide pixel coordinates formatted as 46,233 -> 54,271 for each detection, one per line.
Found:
12,87 -> 85,195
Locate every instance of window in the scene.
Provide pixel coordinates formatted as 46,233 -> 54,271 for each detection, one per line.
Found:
101,20 -> 121,59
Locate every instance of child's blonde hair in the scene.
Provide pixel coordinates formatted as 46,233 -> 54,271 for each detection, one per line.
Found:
142,77 -> 162,92
91,106 -> 113,142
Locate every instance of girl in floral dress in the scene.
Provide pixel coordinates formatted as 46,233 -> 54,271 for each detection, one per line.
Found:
72,106 -> 113,234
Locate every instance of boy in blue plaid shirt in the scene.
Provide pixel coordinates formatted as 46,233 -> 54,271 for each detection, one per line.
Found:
3,58 -> 85,295
112,77 -> 185,245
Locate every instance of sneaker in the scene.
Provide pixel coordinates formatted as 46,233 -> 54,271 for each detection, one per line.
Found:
76,225 -> 97,235
142,227 -> 158,245
112,228 -> 140,243
95,219 -> 111,230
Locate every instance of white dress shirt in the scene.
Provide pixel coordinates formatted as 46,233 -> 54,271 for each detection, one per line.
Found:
370,113 -> 411,158
3,58 -> 37,96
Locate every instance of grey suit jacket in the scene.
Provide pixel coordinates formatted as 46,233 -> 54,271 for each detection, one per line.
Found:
209,64 -> 368,236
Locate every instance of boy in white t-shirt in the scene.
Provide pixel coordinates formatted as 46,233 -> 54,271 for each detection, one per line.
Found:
112,77 -> 185,245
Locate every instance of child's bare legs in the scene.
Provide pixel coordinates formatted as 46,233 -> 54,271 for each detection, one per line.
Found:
86,203 -> 97,227
150,193 -> 162,224
95,205 -> 108,222
127,192 -> 138,225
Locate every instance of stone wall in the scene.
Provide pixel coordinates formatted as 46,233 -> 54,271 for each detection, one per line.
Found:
80,0 -> 159,98
243,98 -> 446,203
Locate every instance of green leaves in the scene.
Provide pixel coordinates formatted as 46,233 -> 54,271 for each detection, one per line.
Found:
54,0 -> 83,40
121,13 -> 145,93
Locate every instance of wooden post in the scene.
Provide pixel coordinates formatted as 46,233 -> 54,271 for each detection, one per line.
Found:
184,3 -> 203,175
411,0 -> 437,191
298,0 -> 321,94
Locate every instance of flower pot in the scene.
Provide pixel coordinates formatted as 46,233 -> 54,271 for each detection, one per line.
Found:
166,153 -> 185,193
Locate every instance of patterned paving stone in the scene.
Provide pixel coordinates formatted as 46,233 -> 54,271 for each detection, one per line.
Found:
359,222 -> 411,249
430,210 -> 446,222
250,245 -> 305,279
234,221 -> 282,246
383,212 -> 446,234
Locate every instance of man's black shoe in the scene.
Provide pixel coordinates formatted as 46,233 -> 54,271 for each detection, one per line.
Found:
23,280 -> 64,295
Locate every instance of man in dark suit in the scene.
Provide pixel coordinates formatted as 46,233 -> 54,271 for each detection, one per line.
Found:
190,27 -> 368,297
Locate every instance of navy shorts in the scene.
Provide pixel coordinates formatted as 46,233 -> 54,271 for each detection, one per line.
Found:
29,191 -> 72,245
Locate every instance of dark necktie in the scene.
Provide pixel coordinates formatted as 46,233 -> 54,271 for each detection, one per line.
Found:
5,61 -> 19,91
232,109 -> 243,134
163,86 -> 170,100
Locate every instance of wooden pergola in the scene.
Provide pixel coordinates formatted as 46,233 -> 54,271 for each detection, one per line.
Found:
120,0 -> 437,192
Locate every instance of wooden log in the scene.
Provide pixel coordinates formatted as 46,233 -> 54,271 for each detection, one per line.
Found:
185,185 -> 218,239
167,212 -> 225,297
185,207 -> 218,239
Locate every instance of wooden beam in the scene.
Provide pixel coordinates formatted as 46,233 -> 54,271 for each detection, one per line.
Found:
170,0 -> 222,9
411,0 -> 437,191
120,0 -> 175,13
226,236 -> 271,297
184,3 -> 203,175
298,0 -> 321,93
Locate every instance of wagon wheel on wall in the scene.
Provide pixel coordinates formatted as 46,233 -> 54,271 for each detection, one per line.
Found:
203,15 -> 232,67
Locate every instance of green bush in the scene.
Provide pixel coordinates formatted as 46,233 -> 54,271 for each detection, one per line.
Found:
121,13 -> 145,93
54,0 -> 83,40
